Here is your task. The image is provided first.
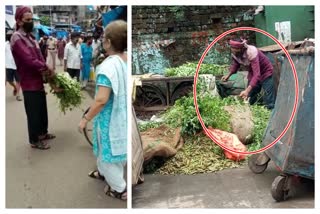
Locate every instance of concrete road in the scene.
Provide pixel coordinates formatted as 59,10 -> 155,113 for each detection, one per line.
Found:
5,68 -> 126,208
133,165 -> 314,208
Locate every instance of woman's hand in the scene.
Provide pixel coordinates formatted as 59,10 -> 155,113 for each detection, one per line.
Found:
78,118 -> 88,133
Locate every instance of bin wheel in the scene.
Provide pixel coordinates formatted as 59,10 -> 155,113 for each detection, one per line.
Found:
271,175 -> 290,202
248,154 -> 269,174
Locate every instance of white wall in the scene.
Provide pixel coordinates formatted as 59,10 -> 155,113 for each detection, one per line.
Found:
5,5 -> 16,29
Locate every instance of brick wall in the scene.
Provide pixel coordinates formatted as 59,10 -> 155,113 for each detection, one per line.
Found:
132,6 -> 256,74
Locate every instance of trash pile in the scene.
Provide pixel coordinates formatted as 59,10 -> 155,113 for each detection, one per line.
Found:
138,94 -> 271,175
145,133 -> 242,175
137,62 -> 271,175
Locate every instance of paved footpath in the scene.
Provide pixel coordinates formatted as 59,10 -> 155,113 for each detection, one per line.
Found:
5,68 -> 126,208
133,165 -> 314,208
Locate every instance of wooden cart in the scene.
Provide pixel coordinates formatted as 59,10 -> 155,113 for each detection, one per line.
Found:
133,76 -> 194,112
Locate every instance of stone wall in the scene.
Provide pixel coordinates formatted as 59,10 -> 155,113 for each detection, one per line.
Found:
132,6 -> 256,74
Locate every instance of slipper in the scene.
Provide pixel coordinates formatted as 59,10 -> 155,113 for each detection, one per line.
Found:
16,96 -> 22,101
88,170 -> 105,181
30,141 -> 50,150
39,133 -> 56,141
104,185 -> 127,201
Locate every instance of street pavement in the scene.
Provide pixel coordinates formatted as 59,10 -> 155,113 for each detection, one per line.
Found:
5,67 -> 126,208
133,164 -> 314,208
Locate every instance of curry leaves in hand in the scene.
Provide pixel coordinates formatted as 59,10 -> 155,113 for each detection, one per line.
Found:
50,73 -> 84,114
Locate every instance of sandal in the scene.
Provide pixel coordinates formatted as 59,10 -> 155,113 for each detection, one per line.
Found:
39,133 -> 56,141
16,96 -> 22,101
30,141 -> 50,150
104,185 -> 127,201
88,170 -> 105,181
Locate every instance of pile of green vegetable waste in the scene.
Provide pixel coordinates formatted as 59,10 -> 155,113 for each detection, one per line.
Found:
139,63 -> 271,175
164,62 -> 229,77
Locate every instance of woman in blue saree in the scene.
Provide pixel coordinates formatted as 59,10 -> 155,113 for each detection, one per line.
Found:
78,20 -> 127,200
81,37 -> 93,89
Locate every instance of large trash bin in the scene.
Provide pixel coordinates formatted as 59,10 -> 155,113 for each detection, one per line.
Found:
248,48 -> 314,202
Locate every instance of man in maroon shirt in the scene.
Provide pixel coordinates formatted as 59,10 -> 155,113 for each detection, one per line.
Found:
11,6 -> 56,150
222,39 -> 276,109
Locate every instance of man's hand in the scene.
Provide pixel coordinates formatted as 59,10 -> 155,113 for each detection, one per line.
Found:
239,90 -> 249,100
221,75 -> 230,82
49,82 -> 64,93
47,64 -> 53,72
48,67 -> 56,79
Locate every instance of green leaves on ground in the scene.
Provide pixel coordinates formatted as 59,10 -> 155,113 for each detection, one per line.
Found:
140,83 -> 271,175
164,94 -> 270,145
164,95 -> 239,135
138,121 -> 162,132
164,62 -> 229,77
248,105 -> 272,151
144,134 -> 243,175
50,73 -> 84,114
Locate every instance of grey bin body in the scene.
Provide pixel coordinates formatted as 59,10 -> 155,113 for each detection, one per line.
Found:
262,52 -> 314,179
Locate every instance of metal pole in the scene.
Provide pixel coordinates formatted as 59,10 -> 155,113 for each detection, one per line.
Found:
49,6 -> 52,28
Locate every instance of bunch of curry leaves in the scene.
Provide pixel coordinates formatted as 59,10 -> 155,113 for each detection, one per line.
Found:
50,73 -> 84,114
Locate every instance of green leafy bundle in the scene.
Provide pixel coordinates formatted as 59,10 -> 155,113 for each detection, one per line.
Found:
164,62 -> 229,77
164,94 -> 236,135
50,73 -> 84,114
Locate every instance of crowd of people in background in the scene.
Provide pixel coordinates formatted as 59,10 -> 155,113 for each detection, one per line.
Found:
7,28 -> 105,92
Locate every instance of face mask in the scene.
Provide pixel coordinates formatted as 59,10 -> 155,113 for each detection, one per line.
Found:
6,35 -> 12,42
235,51 -> 243,58
22,21 -> 34,33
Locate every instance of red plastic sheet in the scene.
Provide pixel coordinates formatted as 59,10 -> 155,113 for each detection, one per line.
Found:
207,127 -> 247,161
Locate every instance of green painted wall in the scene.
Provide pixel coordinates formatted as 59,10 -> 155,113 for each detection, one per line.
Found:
255,6 -> 314,47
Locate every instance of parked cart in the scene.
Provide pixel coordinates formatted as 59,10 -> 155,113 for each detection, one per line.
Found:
133,75 -> 194,111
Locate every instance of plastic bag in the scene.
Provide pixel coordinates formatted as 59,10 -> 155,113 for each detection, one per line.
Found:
89,66 -> 95,81
207,127 -> 247,161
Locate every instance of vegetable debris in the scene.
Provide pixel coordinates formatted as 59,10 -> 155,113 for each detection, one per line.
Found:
140,96 -> 271,175
165,62 -> 229,77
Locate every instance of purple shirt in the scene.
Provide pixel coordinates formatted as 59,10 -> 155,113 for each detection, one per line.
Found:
229,46 -> 273,88
11,29 -> 47,91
